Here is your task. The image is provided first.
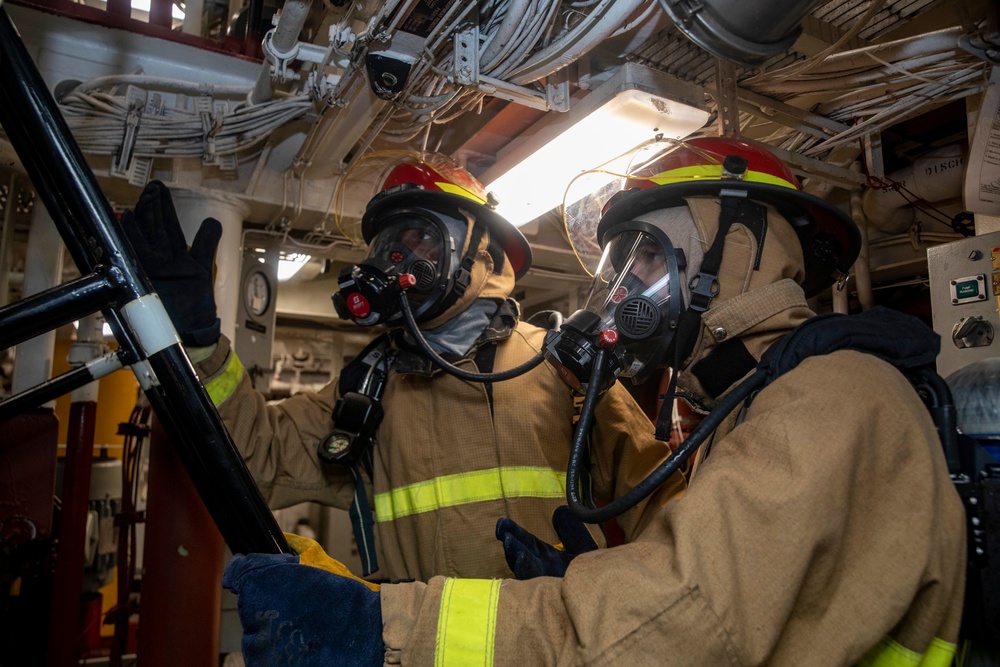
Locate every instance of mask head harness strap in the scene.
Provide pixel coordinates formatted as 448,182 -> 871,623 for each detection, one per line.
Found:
434,215 -> 486,315
673,154 -> 754,366
653,154 -> 766,440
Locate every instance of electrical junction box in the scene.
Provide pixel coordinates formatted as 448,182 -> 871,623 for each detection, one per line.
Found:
927,229 -> 1000,379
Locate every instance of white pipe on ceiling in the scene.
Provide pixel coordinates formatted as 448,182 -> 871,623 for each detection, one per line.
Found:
861,144 -> 965,234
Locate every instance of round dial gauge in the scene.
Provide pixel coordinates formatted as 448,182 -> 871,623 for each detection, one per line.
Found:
245,270 -> 272,317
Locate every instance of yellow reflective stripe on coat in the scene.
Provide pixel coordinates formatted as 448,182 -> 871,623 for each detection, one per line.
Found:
374,467 -> 566,521
204,351 -> 244,407
435,578 -> 500,667
858,636 -> 956,667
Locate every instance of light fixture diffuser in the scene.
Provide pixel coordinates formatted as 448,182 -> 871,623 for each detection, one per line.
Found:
479,64 -> 710,228
277,253 -> 311,281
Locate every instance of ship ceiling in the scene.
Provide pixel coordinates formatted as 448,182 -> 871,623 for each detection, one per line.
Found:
0,0 -> 996,322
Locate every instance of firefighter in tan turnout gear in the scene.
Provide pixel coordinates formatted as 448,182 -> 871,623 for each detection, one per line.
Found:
218,138 -> 966,666
122,151 -> 679,589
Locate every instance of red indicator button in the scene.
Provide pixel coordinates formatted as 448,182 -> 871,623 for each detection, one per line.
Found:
598,329 -> 618,348
399,274 -> 416,289
347,293 -> 370,318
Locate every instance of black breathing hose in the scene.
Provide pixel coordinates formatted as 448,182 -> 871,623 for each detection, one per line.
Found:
397,290 -> 547,383
567,365 -> 769,524
565,348 -> 609,520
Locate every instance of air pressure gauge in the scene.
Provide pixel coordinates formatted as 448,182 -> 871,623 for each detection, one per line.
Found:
244,270 -> 272,317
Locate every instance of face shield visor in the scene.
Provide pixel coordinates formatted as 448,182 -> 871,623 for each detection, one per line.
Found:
583,222 -> 684,384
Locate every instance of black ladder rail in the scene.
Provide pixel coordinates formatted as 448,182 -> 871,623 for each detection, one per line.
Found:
0,5 -> 290,557
0,271 -> 128,421
0,271 -> 117,350
0,351 -> 123,423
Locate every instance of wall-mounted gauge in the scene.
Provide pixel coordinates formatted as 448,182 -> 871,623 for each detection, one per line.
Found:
244,269 -> 273,318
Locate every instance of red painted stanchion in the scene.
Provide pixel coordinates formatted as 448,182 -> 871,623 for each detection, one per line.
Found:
46,401 -> 97,667
138,418 -> 225,665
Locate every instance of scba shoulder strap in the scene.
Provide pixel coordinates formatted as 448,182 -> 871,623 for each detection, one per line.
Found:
751,308 -> 998,645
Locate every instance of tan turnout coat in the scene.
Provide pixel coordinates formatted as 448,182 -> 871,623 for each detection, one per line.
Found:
377,281 -> 967,665
197,317 -> 680,582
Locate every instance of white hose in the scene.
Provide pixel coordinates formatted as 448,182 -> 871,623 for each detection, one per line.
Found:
68,75 -> 251,98
249,0 -> 314,106
481,0 -> 532,68
750,27 -> 967,85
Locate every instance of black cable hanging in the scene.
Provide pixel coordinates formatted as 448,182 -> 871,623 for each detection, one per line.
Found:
397,290 -> 547,383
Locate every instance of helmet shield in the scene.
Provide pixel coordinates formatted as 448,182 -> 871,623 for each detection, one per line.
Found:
583,222 -> 683,383
564,139 -> 681,276
565,137 -> 860,296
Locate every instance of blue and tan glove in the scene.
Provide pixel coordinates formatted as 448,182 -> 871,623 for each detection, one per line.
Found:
222,533 -> 384,667
495,505 -> 599,579
121,180 -> 222,347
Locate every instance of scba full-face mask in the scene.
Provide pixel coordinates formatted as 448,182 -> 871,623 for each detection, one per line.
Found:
335,206 -> 466,327
555,137 -> 862,393
547,222 -> 686,393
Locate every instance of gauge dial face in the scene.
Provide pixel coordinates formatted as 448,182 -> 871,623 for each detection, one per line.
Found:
245,270 -> 272,317
325,434 -> 351,457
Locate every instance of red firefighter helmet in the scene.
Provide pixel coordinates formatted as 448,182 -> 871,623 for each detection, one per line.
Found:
358,153 -> 532,279
594,137 -> 860,297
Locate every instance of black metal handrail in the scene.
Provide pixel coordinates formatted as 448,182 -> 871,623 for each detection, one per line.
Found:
0,5 -> 289,557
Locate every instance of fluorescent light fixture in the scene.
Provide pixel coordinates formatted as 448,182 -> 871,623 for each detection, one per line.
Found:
277,253 -> 311,281
480,64 -> 711,227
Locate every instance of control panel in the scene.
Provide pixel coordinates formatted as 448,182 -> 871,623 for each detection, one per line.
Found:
927,230 -> 1000,379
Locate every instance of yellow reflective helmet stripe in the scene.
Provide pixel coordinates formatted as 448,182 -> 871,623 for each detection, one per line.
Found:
434,578 -> 500,667
435,180 -> 488,205
858,636 -> 957,667
648,164 -> 798,190
374,466 -> 566,521
204,351 -> 244,407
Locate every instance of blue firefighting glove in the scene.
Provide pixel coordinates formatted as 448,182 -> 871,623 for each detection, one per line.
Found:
222,533 -> 384,667
121,180 -> 222,347
495,505 -> 599,579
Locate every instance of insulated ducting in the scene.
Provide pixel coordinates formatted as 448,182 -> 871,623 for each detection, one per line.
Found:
861,145 -> 965,234
657,0 -> 823,66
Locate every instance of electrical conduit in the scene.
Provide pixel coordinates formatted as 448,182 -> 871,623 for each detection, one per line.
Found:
508,0 -> 646,85
248,0 -> 313,105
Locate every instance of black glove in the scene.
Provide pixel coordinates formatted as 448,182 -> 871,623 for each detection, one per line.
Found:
121,180 -> 222,347
496,505 -> 599,579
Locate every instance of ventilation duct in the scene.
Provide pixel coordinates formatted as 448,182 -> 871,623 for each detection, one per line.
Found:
657,0 -> 823,66
861,145 -> 965,234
